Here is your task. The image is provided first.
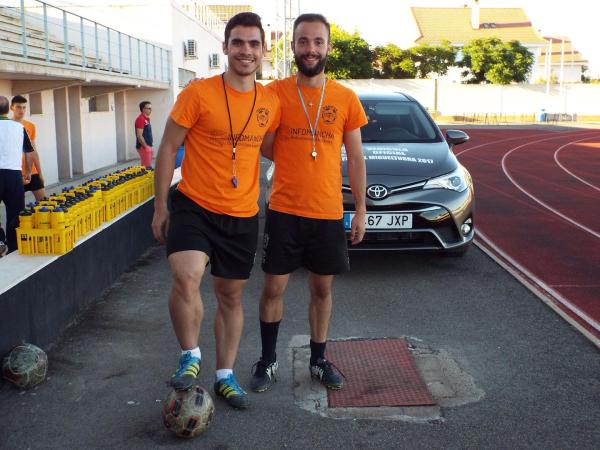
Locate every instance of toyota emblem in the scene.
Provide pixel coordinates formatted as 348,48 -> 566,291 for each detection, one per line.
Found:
367,184 -> 388,200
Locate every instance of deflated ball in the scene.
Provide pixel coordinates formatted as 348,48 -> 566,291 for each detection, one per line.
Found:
2,343 -> 48,389
162,385 -> 215,438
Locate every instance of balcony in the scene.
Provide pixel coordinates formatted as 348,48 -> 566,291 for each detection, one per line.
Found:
0,0 -> 171,87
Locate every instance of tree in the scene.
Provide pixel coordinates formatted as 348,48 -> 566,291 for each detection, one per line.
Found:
373,44 -> 414,79
409,41 -> 457,78
460,37 -> 534,84
373,42 -> 457,79
326,24 -> 373,79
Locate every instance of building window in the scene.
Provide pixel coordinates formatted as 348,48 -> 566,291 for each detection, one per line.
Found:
29,92 -> 42,115
178,68 -> 197,88
88,94 -> 109,112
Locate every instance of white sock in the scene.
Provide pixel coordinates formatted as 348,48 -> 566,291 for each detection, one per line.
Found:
181,347 -> 201,359
215,369 -> 233,381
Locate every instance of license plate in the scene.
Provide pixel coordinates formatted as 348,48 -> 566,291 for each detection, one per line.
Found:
344,212 -> 413,230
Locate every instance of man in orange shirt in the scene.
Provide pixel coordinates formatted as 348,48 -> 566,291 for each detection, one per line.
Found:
250,13 -> 367,392
152,12 -> 280,409
11,95 -> 46,201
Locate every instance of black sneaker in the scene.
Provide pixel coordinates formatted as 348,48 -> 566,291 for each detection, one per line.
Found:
250,358 -> 278,392
309,357 -> 343,390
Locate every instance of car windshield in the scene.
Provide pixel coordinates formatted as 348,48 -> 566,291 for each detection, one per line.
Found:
360,100 -> 442,143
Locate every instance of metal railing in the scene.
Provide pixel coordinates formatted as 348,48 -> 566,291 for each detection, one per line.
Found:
0,0 -> 171,83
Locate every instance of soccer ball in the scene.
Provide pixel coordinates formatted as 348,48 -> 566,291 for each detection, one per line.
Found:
162,385 -> 215,438
2,343 -> 48,389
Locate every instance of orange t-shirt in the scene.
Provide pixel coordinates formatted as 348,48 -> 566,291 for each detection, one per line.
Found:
171,75 -> 280,217
21,119 -> 38,176
267,77 -> 368,220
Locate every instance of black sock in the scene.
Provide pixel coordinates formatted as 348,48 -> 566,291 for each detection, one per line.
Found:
260,320 -> 280,363
310,340 -> 326,365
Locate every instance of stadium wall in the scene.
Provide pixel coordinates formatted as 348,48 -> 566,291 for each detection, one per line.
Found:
339,79 -> 600,118
0,177 -> 180,358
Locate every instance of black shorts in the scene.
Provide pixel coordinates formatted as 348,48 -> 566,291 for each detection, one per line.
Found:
166,190 -> 258,280
24,174 -> 44,192
262,209 -> 349,276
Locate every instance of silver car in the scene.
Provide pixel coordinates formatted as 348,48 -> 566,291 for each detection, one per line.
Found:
342,92 -> 474,254
265,91 -> 474,255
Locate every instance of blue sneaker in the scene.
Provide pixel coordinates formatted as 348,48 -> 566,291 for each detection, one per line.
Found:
170,351 -> 201,391
214,373 -> 250,409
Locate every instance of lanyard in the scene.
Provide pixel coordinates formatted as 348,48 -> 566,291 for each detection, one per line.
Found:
222,73 -> 257,188
296,75 -> 326,160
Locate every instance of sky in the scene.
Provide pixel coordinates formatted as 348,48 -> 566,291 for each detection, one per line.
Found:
50,0 -> 600,76
251,0 -> 600,76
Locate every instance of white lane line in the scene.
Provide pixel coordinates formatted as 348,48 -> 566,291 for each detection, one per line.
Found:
501,134 -> 600,240
553,140 -> 600,192
457,129 -> 600,347
455,129 -> 588,157
551,285 -> 600,288
475,229 -> 600,335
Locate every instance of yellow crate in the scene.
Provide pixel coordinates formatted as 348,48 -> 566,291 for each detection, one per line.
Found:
16,225 -> 75,255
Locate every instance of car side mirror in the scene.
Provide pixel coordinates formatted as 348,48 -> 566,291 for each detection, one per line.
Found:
446,130 -> 469,147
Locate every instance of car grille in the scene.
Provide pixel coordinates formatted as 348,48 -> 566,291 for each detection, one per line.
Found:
344,203 -> 434,212
349,231 -> 442,250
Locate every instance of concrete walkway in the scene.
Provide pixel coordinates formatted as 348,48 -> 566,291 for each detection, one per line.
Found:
1,203 -> 599,449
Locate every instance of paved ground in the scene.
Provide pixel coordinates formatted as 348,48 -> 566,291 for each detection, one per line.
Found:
1,192 -> 599,448
2,156 -> 600,448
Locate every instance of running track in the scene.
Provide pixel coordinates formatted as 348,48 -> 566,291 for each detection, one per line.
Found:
453,127 -> 600,347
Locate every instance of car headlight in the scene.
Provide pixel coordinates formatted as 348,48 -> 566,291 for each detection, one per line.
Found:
423,167 -> 468,192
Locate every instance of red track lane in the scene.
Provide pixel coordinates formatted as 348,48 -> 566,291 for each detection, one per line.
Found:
554,141 -> 600,188
503,136 -> 600,233
455,128 -> 600,345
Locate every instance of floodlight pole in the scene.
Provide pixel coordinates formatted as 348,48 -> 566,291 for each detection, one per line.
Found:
545,39 -> 551,96
559,38 -> 565,91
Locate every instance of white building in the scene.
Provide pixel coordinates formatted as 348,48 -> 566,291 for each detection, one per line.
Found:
0,0 -> 227,185
410,4 -> 547,83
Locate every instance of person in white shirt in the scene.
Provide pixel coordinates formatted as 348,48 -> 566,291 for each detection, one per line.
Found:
0,95 -> 34,255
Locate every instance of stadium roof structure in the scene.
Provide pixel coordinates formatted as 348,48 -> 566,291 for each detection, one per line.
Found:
411,7 -> 547,46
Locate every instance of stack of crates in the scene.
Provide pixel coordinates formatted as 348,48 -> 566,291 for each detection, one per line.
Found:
16,204 -> 75,255
16,166 -> 154,256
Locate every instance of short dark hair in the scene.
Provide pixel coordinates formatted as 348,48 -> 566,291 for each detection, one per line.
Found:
224,12 -> 265,46
139,101 -> 151,112
11,95 -> 27,106
0,96 -> 9,115
293,13 -> 330,43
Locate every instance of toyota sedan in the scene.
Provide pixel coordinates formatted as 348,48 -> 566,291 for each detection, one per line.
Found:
342,91 -> 474,254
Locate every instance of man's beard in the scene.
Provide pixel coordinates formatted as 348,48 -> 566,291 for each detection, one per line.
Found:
295,53 -> 327,77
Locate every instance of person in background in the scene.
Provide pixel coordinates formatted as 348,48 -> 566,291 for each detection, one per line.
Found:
11,95 -> 46,201
0,95 -> 34,256
135,101 -> 154,167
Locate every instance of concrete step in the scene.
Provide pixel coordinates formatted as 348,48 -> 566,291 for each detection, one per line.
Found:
0,28 -> 113,69
0,8 -> 113,68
